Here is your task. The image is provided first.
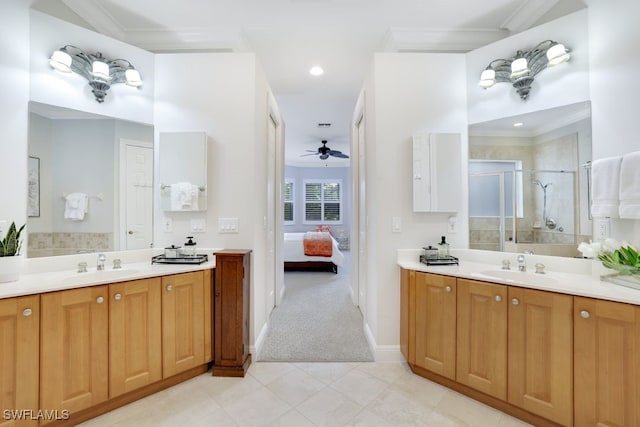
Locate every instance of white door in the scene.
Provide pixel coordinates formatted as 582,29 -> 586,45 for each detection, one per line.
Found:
124,143 -> 153,250
266,115 -> 277,312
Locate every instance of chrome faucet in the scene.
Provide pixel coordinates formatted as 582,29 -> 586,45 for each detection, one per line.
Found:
517,254 -> 526,272
97,253 -> 106,271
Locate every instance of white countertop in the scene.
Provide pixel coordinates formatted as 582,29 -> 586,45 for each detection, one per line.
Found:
0,249 -> 219,300
398,249 -> 640,306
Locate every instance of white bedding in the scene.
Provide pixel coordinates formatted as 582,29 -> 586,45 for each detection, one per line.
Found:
283,232 -> 345,267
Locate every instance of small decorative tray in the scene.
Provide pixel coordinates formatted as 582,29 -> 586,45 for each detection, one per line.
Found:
151,254 -> 209,265
419,255 -> 459,266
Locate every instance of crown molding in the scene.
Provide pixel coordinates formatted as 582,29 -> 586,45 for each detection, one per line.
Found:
123,29 -> 252,53
62,0 -> 127,40
501,0 -> 561,33
382,27 -> 508,53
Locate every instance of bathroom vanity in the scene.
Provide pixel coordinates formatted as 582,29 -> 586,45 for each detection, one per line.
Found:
399,249 -> 640,427
0,249 -> 249,426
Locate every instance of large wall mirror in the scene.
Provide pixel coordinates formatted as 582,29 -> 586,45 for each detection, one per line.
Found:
468,101 -> 592,258
27,102 -> 154,258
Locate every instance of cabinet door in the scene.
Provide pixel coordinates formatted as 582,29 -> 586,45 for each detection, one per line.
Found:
508,288 -> 572,426
109,278 -> 162,398
456,279 -> 507,400
162,271 -> 205,377
215,254 -> 248,368
414,272 -> 456,379
41,286 -> 108,418
400,268 -> 413,363
0,296 -> 39,427
574,296 -> 640,426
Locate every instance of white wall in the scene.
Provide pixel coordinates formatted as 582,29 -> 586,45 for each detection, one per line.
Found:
0,1 -> 31,226
467,10 -> 590,125
363,53 -> 468,354
154,52 -> 276,347
587,0 -> 640,245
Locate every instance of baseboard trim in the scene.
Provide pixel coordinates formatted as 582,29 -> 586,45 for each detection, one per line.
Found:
375,345 -> 405,362
251,322 -> 269,360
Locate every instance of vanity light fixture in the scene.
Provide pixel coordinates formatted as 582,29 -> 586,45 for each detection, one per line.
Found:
48,45 -> 143,103
478,40 -> 571,100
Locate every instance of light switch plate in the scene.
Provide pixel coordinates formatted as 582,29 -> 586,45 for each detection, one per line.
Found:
190,218 -> 206,233
219,218 -> 239,234
162,217 -> 173,233
594,217 -> 611,241
392,216 -> 402,233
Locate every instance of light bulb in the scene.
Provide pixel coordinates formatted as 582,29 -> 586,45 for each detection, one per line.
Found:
479,69 -> 496,88
510,57 -> 530,79
48,50 -> 72,73
125,69 -> 143,87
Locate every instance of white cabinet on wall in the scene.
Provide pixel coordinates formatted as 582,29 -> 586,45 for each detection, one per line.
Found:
412,133 -> 461,212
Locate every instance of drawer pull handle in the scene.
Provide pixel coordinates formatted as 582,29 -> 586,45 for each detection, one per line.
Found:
114,293 -> 122,301
445,286 -> 452,293
495,295 -> 502,302
580,310 -> 590,319
511,298 -> 520,306
23,308 -> 33,317
166,285 -> 173,292
96,297 -> 104,304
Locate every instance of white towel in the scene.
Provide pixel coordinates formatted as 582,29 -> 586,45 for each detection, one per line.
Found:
64,192 -> 88,221
619,151 -> 640,219
591,156 -> 622,218
170,183 -> 199,210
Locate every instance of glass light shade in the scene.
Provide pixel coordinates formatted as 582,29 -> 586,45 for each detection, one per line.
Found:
92,60 -> 110,80
510,57 -> 530,78
48,50 -> 72,73
478,69 -> 496,88
546,43 -> 570,66
125,69 -> 143,87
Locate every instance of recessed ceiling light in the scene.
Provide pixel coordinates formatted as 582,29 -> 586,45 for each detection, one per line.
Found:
513,122 -> 524,127
309,66 -> 324,76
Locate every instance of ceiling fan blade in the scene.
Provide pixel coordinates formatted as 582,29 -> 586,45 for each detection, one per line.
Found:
305,149 -> 318,153
300,153 -> 318,157
329,150 -> 349,158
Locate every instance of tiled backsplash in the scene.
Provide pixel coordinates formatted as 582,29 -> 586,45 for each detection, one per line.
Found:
28,232 -> 113,257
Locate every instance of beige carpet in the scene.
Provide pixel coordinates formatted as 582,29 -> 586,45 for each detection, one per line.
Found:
258,265 -> 373,362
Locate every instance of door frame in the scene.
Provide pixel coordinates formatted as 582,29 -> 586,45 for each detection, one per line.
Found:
351,90 -> 366,315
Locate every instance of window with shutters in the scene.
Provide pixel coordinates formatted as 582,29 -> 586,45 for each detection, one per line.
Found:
284,179 -> 294,224
303,179 -> 342,224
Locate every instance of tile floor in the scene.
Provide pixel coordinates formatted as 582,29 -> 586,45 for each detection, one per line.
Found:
79,361 -> 532,427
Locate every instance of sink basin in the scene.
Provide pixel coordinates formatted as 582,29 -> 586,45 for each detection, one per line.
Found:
474,270 -> 558,286
60,269 -> 141,286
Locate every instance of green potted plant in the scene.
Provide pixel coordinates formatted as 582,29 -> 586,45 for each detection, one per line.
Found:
0,222 -> 26,283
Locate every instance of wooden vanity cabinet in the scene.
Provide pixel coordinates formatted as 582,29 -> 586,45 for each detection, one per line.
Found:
574,296 -> 640,426
456,279 -> 508,400
161,271 -> 206,377
213,250 -> 251,377
40,286 -> 109,420
414,272 -> 457,380
109,278 -> 162,398
507,288 -> 573,426
0,295 -> 39,427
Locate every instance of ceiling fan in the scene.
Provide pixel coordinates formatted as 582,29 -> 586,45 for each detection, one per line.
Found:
301,140 -> 349,160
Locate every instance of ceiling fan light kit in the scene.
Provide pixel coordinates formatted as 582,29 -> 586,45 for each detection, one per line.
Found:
301,140 -> 349,160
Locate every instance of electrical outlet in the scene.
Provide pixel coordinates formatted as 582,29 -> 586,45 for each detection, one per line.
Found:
594,217 -> 611,241
447,215 -> 458,233
162,217 -> 173,233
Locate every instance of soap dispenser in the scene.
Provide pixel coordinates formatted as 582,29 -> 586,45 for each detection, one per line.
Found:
437,235 -> 450,258
183,236 -> 197,257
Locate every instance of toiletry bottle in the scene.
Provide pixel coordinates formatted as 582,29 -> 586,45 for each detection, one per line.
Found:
438,236 -> 450,258
183,236 -> 197,256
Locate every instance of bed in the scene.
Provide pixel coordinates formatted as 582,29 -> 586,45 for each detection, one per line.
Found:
283,232 -> 345,273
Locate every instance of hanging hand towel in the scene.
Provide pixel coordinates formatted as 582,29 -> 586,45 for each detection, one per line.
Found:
64,192 -> 88,221
619,151 -> 640,219
591,156 -> 622,218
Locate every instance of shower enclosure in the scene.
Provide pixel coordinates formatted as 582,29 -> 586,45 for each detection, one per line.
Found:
469,161 -> 578,256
